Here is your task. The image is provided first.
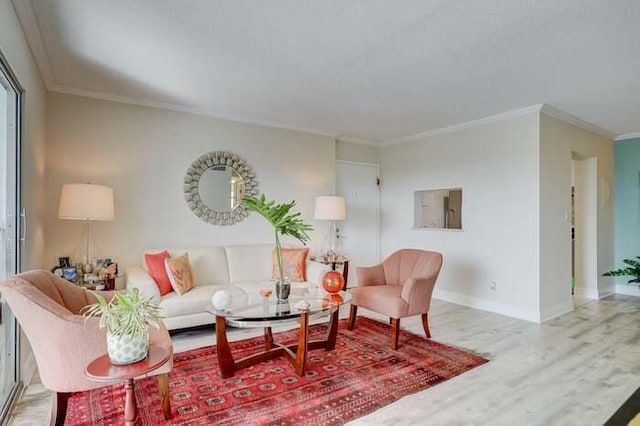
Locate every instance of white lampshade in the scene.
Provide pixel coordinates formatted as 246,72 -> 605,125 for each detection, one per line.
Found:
314,196 -> 346,220
58,184 -> 115,221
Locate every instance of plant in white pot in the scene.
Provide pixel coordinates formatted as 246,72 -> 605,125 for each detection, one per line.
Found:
83,289 -> 163,365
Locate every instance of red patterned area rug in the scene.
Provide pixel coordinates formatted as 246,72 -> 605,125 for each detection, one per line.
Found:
66,317 -> 487,425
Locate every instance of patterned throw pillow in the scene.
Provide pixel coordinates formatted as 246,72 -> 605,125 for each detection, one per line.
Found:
144,250 -> 173,296
271,247 -> 309,282
164,252 -> 195,295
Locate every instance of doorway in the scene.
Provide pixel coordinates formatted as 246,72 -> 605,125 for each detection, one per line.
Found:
0,51 -> 22,421
335,161 -> 380,287
571,154 -> 598,304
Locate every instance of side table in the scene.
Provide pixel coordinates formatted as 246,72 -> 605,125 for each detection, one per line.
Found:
311,257 -> 349,290
85,346 -> 170,426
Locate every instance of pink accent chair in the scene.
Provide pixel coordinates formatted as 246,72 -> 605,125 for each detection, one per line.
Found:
348,249 -> 443,349
0,270 -> 173,426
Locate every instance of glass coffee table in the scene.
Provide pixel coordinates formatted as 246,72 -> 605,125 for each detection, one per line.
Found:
208,288 -> 351,378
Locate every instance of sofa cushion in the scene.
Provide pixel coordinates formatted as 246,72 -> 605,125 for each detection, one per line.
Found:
159,284 -> 243,318
164,253 -> 195,295
144,250 -> 173,296
225,244 -> 273,284
272,247 -> 309,281
144,247 -> 230,286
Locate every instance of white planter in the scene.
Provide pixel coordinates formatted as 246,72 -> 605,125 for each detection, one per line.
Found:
107,331 -> 149,365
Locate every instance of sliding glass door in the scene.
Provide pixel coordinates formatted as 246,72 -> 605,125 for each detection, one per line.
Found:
0,51 -> 22,422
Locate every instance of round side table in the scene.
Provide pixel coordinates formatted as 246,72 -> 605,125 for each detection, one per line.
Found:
85,346 -> 170,426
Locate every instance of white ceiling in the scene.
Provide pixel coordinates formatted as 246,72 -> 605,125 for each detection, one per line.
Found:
13,0 -> 640,143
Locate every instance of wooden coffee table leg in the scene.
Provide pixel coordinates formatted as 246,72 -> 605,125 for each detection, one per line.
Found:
325,306 -> 340,351
215,315 -> 236,378
264,326 -> 274,350
294,311 -> 309,376
157,373 -> 171,420
123,379 -> 136,426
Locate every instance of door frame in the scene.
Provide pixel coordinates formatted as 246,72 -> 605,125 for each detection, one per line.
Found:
335,160 -> 382,262
0,48 -> 24,422
571,154 -> 598,299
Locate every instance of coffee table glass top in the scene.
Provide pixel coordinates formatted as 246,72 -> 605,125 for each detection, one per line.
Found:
208,287 -> 351,328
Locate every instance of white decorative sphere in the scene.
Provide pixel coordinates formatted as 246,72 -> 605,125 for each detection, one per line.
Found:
212,290 -> 232,310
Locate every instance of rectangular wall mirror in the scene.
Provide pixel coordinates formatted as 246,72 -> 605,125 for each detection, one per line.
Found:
414,188 -> 463,230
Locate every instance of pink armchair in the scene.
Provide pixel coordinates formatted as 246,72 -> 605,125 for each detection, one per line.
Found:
0,270 -> 173,425
348,249 -> 443,349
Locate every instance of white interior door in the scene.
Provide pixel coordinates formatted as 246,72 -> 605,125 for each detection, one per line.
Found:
335,161 -> 380,287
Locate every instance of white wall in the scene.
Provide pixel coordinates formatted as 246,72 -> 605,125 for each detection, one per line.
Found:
336,140 -> 379,164
539,113 -> 614,319
45,93 -> 335,270
1,0 -> 48,387
380,113 -> 541,322
0,0 -> 47,271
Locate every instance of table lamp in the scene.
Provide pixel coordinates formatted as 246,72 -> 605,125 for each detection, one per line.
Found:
58,183 -> 114,272
314,196 -> 346,260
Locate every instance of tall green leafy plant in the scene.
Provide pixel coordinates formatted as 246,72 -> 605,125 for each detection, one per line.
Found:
243,194 -> 313,284
82,289 -> 164,338
603,257 -> 640,285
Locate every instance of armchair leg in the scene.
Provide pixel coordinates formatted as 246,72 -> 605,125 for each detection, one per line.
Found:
157,373 -> 171,420
50,391 -> 71,426
348,305 -> 358,330
421,313 -> 431,339
390,318 -> 400,350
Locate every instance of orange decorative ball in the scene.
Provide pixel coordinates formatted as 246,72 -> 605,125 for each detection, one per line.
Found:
322,270 -> 344,294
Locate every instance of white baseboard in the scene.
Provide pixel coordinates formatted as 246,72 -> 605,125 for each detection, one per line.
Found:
574,286 -> 599,299
598,283 -> 616,298
540,300 -> 575,323
615,284 -> 640,296
433,288 -> 540,323
21,352 -> 37,387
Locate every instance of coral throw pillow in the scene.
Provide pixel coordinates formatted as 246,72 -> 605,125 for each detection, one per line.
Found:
164,252 -> 195,295
272,247 -> 309,282
144,250 -> 173,296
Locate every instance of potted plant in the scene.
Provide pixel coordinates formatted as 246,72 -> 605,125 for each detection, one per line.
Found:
603,257 -> 640,285
243,194 -> 313,300
83,289 -> 164,365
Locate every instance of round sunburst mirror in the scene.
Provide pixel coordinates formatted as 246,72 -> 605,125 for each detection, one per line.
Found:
184,151 -> 259,226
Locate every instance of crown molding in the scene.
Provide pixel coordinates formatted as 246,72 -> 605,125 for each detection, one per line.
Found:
11,0 -> 56,89
381,104 -> 544,146
335,136 -> 380,146
381,103 -> 617,146
615,132 -> 640,141
53,84 -> 341,138
540,104 -> 616,140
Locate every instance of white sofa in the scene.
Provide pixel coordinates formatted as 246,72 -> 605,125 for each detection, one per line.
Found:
126,244 -> 330,330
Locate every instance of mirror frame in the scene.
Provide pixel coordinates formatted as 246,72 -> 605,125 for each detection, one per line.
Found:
184,151 -> 259,226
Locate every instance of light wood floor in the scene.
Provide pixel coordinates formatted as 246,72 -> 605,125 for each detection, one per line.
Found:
8,295 -> 640,425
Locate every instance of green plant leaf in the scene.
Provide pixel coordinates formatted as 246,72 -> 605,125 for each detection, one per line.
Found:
243,194 -> 314,283
82,289 -> 164,338
603,257 -> 640,286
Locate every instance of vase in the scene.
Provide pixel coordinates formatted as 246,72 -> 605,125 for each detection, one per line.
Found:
107,331 -> 149,365
275,277 -> 291,301
275,300 -> 291,316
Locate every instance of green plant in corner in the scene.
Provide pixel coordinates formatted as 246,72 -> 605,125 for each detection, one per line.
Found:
82,288 -> 164,338
243,194 -> 313,285
603,257 -> 640,285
